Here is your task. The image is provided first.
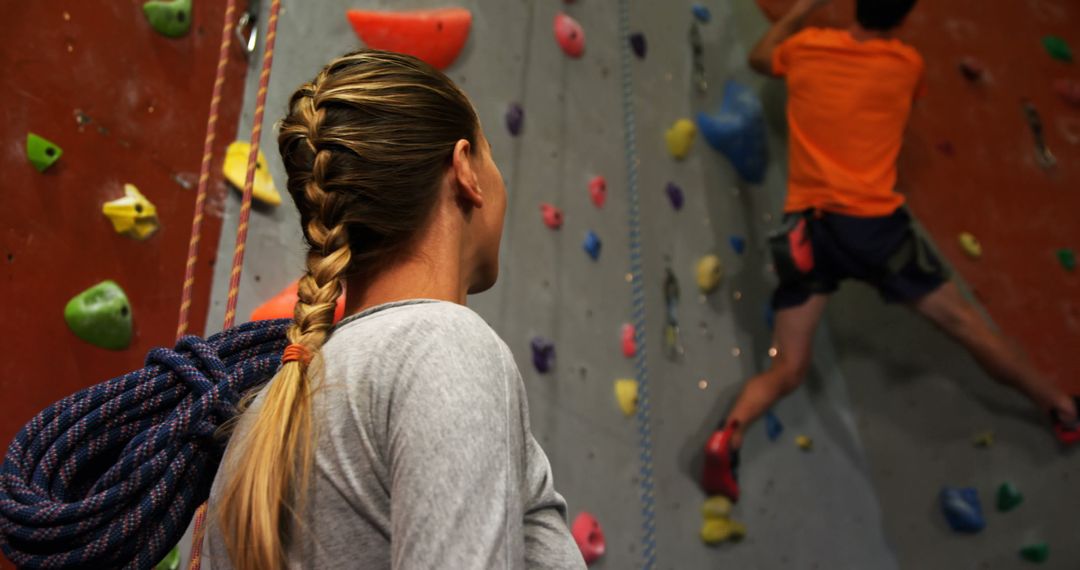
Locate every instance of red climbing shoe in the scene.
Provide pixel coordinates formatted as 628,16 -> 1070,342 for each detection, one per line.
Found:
1051,396 -> 1080,445
702,424 -> 740,502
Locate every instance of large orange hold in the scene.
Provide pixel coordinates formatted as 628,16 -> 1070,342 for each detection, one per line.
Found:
346,8 -> 472,70
249,280 -> 346,324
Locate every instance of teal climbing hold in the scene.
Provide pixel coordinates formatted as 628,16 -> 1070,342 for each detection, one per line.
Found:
1042,36 -> 1072,62
156,546 -> 180,570
26,133 -> 63,172
996,482 -> 1023,512
64,280 -> 133,350
1020,542 -> 1049,564
1058,248 -> 1076,271
143,0 -> 193,38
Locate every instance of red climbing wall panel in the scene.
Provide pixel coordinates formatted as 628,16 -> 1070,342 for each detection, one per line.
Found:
0,3 -> 248,451
757,0 -> 1080,393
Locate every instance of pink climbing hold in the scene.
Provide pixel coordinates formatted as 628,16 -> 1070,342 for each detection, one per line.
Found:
571,512 -> 605,565
554,12 -> 585,58
541,203 -> 564,230
1055,78 -> 1080,107
588,176 -> 607,208
621,323 -> 637,358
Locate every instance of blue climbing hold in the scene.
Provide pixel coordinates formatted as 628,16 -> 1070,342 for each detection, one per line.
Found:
729,235 -> 746,255
765,410 -> 783,442
531,336 -> 555,374
692,4 -> 711,23
940,486 -> 986,533
665,182 -> 684,210
583,230 -> 602,260
696,80 -> 768,184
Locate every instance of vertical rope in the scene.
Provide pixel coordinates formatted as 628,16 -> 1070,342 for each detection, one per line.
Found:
616,0 -> 658,567
187,0 -> 283,567
175,0 -> 239,340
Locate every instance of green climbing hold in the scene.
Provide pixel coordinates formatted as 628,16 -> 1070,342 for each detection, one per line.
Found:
64,280 -> 133,350
1058,248 -> 1076,271
1020,542 -> 1049,564
156,546 -> 180,570
26,133 -> 63,172
143,0 -> 193,38
1042,36 -> 1072,62
996,482 -> 1023,512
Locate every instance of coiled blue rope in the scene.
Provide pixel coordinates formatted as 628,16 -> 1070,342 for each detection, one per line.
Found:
0,319 -> 290,569
615,0 -> 658,567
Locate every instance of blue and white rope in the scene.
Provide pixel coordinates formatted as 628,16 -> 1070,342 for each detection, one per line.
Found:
615,0 -> 657,567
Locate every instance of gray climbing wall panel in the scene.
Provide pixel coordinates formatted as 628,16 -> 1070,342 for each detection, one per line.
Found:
194,1 -> 1078,569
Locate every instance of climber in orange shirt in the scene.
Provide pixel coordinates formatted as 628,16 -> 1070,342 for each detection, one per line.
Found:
702,0 -> 1079,502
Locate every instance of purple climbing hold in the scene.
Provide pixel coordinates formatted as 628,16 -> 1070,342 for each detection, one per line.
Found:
765,410 -> 783,442
692,4 -> 711,23
665,182 -> 684,210
940,486 -> 985,533
583,230 -> 602,261
729,235 -> 746,255
506,103 -> 524,136
629,32 -> 646,59
531,336 -> 556,373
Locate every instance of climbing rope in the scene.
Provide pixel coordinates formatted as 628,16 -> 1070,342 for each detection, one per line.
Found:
615,0 -> 658,567
0,319 -> 290,569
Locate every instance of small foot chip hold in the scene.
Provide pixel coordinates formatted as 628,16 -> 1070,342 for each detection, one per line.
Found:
701,496 -> 732,519
143,0 -> 192,38
553,12 -> 585,58
621,323 -> 637,358
346,8 -> 472,70
972,430 -> 994,448
65,280 -> 133,351
691,3 -> 711,23
957,57 -> 985,82
540,203 -> 564,229
583,230 -> 602,260
695,254 -> 723,294
505,103 -> 524,136
996,481 -> 1023,512
795,434 -> 812,450
729,235 -> 746,255
1053,78 -> 1080,107
570,512 -> 605,565
588,176 -> 607,208
224,141 -> 282,206
665,118 -> 696,160
530,336 -> 555,374
1057,248 -> 1076,271
26,133 -> 63,172
629,32 -> 646,59
765,411 -> 783,442
1042,36 -> 1073,62
1020,542 -> 1050,564
940,486 -> 986,533
665,182 -> 684,210
103,183 -> 160,240
614,378 -> 638,417
958,232 -> 982,259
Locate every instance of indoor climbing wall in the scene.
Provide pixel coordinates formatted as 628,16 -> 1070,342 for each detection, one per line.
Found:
0,4 -> 246,458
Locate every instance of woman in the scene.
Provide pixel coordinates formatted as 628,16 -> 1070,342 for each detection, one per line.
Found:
204,50 -> 584,569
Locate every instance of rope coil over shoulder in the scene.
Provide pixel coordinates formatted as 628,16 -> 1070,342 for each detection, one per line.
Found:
0,319 -> 290,569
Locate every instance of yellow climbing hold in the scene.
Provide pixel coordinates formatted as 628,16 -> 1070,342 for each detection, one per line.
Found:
224,141 -> 282,206
795,434 -> 813,450
972,430 -> 994,448
665,118 -> 696,160
701,517 -> 746,545
615,378 -> 638,417
958,232 -> 981,259
102,184 -> 159,240
696,254 -> 723,294
701,496 -> 732,519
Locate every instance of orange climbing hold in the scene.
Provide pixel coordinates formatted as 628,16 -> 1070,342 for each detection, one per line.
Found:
250,280 -> 346,323
346,8 -> 472,70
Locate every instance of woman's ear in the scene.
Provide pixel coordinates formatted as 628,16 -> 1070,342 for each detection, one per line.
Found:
451,138 -> 483,208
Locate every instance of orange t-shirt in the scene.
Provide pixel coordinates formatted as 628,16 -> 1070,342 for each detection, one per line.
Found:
773,28 -> 925,217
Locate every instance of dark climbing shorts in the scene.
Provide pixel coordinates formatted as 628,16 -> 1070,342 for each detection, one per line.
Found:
769,207 -> 950,311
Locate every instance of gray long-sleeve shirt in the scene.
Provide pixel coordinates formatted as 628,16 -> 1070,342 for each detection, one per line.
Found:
203,300 -> 584,569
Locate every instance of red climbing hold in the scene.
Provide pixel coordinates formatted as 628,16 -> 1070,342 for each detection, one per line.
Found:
588,176 -> 607,208
553,12 -> 585,58
621,323 -> 637,358
540,203 -> 564,230
1055,78 -> 1080,107
250,280 -> 346,323
571,512 -> 606,565
346,8 -> 472,70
